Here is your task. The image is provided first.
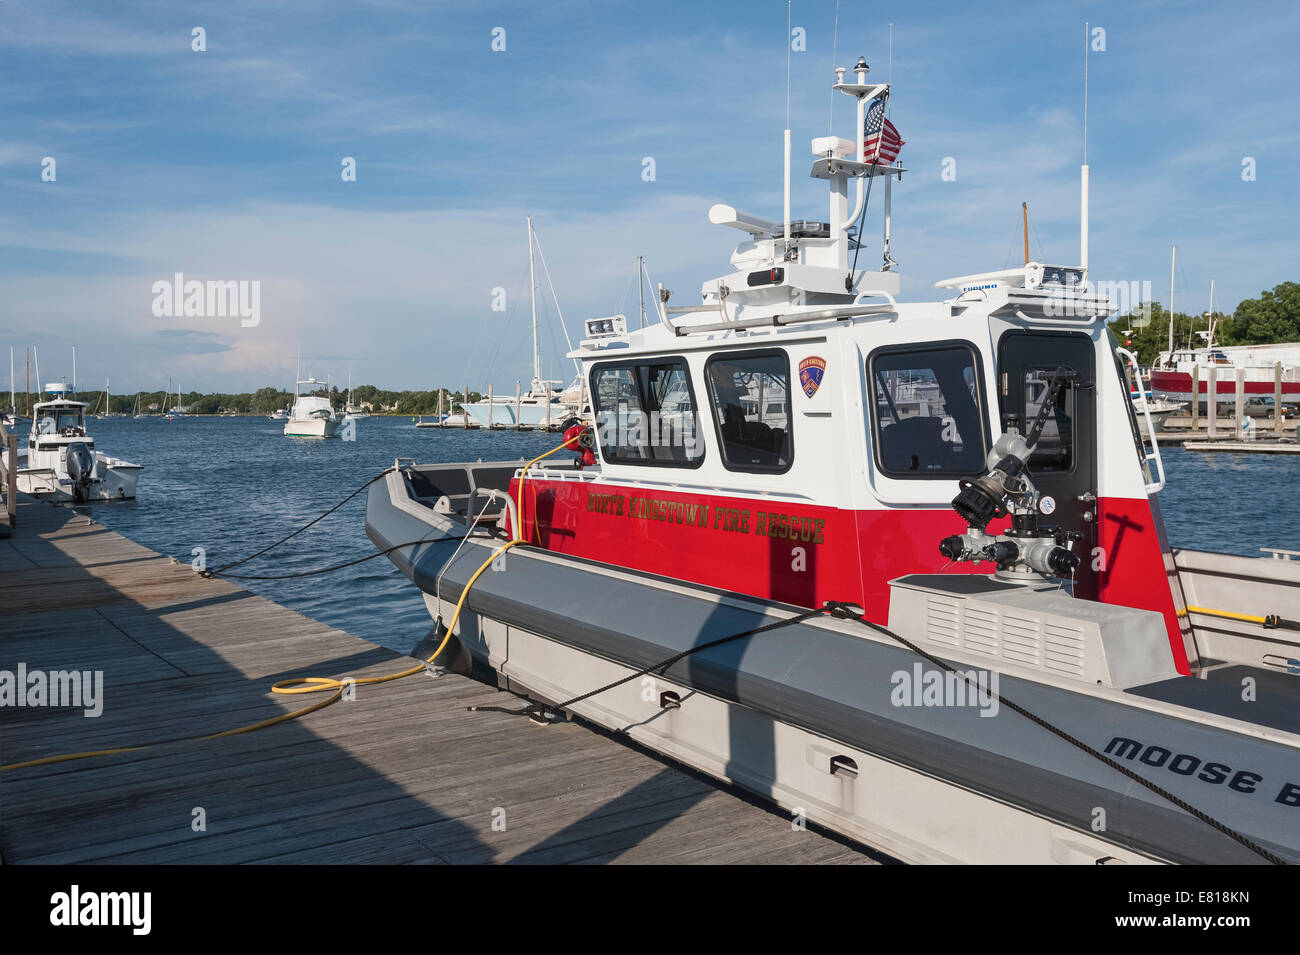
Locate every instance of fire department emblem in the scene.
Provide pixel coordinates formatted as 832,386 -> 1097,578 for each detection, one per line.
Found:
799,356 -> 826,398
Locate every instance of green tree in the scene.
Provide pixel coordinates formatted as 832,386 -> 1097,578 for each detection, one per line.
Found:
1227,282 -> 1300,344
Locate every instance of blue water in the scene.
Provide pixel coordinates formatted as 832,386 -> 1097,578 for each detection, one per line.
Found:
64,419 -> 1300,654
75,417 -> 563,655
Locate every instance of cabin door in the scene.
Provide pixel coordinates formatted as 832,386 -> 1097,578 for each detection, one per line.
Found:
997,331 -> 1099,597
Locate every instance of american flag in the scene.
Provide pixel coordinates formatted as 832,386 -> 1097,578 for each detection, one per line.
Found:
863,97 -> 904,164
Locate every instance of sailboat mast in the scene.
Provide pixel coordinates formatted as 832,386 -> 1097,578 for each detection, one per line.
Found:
637,256 -> 646,329
1022,202 -> 1029,265
1207,278 -> 1216,347
528,216 -> 539,386
1168,244 -> 1176,359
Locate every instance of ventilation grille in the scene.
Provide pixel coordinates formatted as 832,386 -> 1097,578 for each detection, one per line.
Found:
917,596 -> 1087,678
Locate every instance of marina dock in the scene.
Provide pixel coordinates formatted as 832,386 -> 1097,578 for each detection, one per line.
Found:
1183,440 -> 1300,454
0,498 -> 871,865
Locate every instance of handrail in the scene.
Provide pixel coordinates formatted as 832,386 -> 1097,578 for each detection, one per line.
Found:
673,300 -> 895,336
1116,347 -> 1166,494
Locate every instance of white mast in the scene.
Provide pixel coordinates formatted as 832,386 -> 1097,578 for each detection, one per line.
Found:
637,256 -> 646,329
9,346 -> 13,413
1168,244 -> 1177,359
1207,278 -> 1216,348
72,345 -> 77,400
528,216 -> 539,386
1080,21 -> 1090,273
782,0 -> 792,252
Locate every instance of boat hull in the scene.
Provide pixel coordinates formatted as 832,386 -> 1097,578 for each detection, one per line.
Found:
1151,369 -> 1300,401
284,416 -> 340,438
16,450 -> 142,501
463,399 -> 570,429
366,467 -> 1300,865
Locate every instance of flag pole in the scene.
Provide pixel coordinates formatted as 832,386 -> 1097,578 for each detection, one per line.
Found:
1080,20 -> 1090,273
782,0 -> 792,254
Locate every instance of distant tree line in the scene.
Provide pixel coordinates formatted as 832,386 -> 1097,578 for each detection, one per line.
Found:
1110,281 -> 1300,366
10,384 -> 483,416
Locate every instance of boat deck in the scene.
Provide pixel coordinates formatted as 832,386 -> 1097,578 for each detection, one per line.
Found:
0,498 -> 872,865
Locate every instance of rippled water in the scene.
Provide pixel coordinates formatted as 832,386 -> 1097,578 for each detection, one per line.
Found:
74,416 -> 563,655
60,418 -> 1300,654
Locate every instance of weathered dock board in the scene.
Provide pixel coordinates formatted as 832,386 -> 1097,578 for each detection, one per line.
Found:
0,499 -> 873,865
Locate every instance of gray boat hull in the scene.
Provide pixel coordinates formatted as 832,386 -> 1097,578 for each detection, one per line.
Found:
367,468 -> 1300,864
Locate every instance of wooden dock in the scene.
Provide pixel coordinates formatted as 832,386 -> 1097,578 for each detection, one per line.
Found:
1183,441 -> 1300,455
0,499 -> 873,865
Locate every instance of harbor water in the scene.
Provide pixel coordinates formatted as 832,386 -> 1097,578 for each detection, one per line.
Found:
64,416 -> 1300,655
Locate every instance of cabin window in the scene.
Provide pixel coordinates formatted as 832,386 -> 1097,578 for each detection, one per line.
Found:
704,350 -> 792,473
1020,368 -> 1075,472
35,408 -> 83,435
591,358 -> 704,466
869,343 -> 989,477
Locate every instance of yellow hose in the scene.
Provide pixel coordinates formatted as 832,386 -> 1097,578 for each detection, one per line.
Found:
1185,605 -> 1268,625
515,431 -> 581,542
1,435 -> 579,773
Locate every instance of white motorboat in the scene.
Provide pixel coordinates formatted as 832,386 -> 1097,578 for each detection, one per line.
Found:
366,57 -> 1300,865
268,408 -> 288,422
1131,391 -> 1183,436
284,370 -> 341,438
16,384 -> 142,501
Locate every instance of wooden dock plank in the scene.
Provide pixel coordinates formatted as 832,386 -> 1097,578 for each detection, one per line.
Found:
0,498 -> 873,865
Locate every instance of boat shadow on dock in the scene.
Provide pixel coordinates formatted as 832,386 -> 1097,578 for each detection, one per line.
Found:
0,500 -> 870,864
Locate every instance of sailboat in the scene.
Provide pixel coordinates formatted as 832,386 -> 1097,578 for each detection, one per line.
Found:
2,347 -> 17,428
461,218 -> 578,430
344,373 -> 370,418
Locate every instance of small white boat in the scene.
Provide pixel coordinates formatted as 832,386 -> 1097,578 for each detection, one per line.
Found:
268,408 -> 288,422
17,385 -> 143,501
285,394 -> 341,438
1132,391 -> 1183,436
284,369 -> 341,438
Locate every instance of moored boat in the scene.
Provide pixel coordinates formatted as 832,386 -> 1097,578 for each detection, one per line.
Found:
16,384 -> 143,501
365,59 -> 1300,864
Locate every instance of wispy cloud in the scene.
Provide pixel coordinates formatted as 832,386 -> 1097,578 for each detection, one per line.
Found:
1,0 -> 1295,391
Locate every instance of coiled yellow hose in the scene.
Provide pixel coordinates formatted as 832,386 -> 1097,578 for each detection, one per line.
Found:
2,433 -> 583,773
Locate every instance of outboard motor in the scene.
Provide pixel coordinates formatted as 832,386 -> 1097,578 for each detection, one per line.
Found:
65,442 -> 96,503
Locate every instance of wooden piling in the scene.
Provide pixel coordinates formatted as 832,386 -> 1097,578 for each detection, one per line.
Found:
1276,363 -> 1284,438
1207,366 -> 1217,439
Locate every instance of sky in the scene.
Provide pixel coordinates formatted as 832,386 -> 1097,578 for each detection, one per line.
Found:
2,0 -> 1297,394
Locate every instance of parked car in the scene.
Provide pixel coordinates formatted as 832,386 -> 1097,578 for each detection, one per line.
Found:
1215,395 -> 1300,417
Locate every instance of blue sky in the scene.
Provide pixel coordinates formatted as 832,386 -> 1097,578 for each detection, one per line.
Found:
2,0 -> 1296,393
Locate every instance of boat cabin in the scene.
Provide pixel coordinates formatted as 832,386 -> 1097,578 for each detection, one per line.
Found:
505,62 -> 1194,675
30,399 -> 93,450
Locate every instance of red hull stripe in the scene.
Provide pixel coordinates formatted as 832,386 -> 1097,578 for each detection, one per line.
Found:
512,477 -> 1190,675
1149,371 -> 1300,396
